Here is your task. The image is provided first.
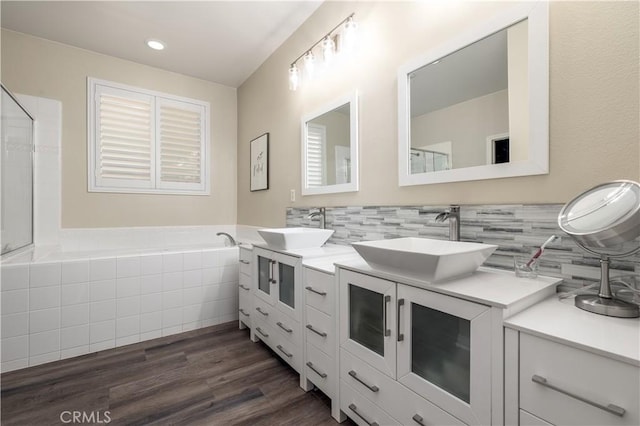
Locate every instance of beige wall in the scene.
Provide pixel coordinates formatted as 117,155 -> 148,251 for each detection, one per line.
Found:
1,29 -> 238,228
238,1 -> 639,227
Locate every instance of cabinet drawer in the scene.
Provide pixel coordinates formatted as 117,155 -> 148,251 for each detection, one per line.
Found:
520,333 -> 640,426
305,343 -> 335,398
272,332 -> 301,373
273,309 -> 301,345
239,247 -> 252,276
340,348 -> 398,408
239,272 -> 252,293
252,295 -> 274,327
254,322 -> 275,348
305,305 -> 334,356
520,410 -> 553,426
341,380 -> 399,426
304,268 -> 334,315
239,289 -> 252,326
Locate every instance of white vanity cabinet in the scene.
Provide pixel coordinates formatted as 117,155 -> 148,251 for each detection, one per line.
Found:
252,246 -> 303,375
505,297 -> 640,426
336,260 -> 560,426
238,246 -> 253,330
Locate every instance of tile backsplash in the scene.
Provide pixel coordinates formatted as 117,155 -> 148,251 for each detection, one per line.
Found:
287,204 -> 640,291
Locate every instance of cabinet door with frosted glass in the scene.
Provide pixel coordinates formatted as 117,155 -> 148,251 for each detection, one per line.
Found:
339,269 -> 397,378
396,284 -> 492,425
273,251 -> 302,321
253,247 -> 276,306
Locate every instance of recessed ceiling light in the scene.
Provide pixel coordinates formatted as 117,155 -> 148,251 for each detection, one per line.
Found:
146,39 -> 165,51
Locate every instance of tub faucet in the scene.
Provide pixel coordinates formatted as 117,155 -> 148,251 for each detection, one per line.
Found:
435,205 -> 460,241
307,207 -> 326,229
216,232 -> 237,246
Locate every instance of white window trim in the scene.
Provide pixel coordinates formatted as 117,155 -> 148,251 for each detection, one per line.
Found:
88,77 -> 210,195
305,123 -> 327,188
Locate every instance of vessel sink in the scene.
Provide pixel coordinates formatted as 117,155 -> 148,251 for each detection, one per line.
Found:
352,237 -> 498,282
257,227 -> 334,250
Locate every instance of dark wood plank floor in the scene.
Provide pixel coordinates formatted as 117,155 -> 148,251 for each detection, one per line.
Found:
1,322 -> 351,425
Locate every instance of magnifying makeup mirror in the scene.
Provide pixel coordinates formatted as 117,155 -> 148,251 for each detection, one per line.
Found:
558,180 -> 640,318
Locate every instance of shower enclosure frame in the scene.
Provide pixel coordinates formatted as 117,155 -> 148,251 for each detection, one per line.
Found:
1,83 -> 35,257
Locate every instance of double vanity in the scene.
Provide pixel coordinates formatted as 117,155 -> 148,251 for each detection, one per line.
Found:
236,228 -> 640,426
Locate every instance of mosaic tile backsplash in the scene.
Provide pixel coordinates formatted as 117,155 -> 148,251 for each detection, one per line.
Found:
287,205 -> 640,291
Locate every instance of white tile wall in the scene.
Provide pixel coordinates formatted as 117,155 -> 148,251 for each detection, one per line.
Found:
0,246 -> 239,372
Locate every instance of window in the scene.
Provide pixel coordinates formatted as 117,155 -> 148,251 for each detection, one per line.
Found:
88,78 -> 210,195
305,123 -> 326,187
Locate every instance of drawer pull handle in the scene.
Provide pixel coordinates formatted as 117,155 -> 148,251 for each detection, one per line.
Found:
305,286 -> 327,296
255,307 -> 269,317
306,361 -> 328,378
412,414 -> 426,426
239,308 -> 250,317
255,327 -> 268,338
531,375 -> 626,417
277,321 -> 293,333
306,324 -> 327,337
348,403 -> 379,426
239,284 -> 250,291
240,260 -> 250,265
348,370 -> 379,393
276,344 -> 293,358
397,298 -> 405,342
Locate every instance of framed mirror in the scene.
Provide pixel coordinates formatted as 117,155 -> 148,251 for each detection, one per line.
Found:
398,2 -> 549,186
302,92 -> 358,195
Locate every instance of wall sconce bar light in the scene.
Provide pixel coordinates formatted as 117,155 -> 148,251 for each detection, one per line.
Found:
289,13 -> 357,91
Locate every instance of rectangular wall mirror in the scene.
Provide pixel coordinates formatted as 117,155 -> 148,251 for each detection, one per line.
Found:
398,2 -> 549,186
302,92 -> 359,195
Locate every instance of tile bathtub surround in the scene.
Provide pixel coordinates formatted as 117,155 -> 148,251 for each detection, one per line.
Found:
287,205 -> 640,290
0,247 -> 240,373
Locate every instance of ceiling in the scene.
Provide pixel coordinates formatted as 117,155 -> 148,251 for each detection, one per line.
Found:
1,1 -> 323,88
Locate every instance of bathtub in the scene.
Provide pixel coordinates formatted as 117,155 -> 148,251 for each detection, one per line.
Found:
0,226 -> 248,373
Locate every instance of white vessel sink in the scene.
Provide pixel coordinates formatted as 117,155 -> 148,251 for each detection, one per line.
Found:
257,227 -> 334,250
352,237 -> 498,282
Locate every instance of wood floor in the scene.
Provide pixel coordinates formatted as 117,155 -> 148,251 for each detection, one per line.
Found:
1,322 -> 350,425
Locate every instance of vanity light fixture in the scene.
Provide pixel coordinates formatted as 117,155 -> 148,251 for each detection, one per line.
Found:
288,13 -> 357,91
146,39 -> 165,51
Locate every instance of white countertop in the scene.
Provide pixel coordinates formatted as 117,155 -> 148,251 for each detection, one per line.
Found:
252,243 -> 356,259
303,252 -> 363,274
504,296 -> 640,367
335,258 -> 561,311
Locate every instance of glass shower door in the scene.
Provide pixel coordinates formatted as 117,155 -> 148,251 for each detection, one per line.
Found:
1,85 -> 34,255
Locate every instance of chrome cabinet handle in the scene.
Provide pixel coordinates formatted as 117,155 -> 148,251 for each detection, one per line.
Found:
348,404 -> 379,426
305,286 -> 327,296
256,327 -> 268,338
397,298 -> 405,342
276,344 -> 293,358
239,284 -> 250,291
306,361 -> 328,378
412,414 -> 426,426
348,370 -> 379,393
239,260 -> 250,265
276,321 -> 293,333
269,260 -> 276,283
531,375 -> 625,417
255,307 -> 269,316
306,324 -> 327,337
383,295 -> 391,337
239,308 -> 249,317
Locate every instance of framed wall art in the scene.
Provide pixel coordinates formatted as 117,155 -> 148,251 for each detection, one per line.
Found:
250,133 -> 269,191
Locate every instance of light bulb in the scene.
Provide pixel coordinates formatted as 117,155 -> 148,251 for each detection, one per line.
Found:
343,16 -> 358,52
322,36 -> 335,64
304,51 -> 315,79
288,64 -> 299,91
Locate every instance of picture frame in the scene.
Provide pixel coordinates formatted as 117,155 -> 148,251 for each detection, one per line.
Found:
250,133 -> 269,191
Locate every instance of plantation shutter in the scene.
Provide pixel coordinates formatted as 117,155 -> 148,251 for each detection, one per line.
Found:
94,85 -> 154,189
89,78 -> 209,194
157,98 -> 206,191
306,123 -> 326,187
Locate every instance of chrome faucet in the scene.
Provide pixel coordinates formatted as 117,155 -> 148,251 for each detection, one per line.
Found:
435,205 -> 460,241
307,207 -> 326,229
216,232 -> 237,246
